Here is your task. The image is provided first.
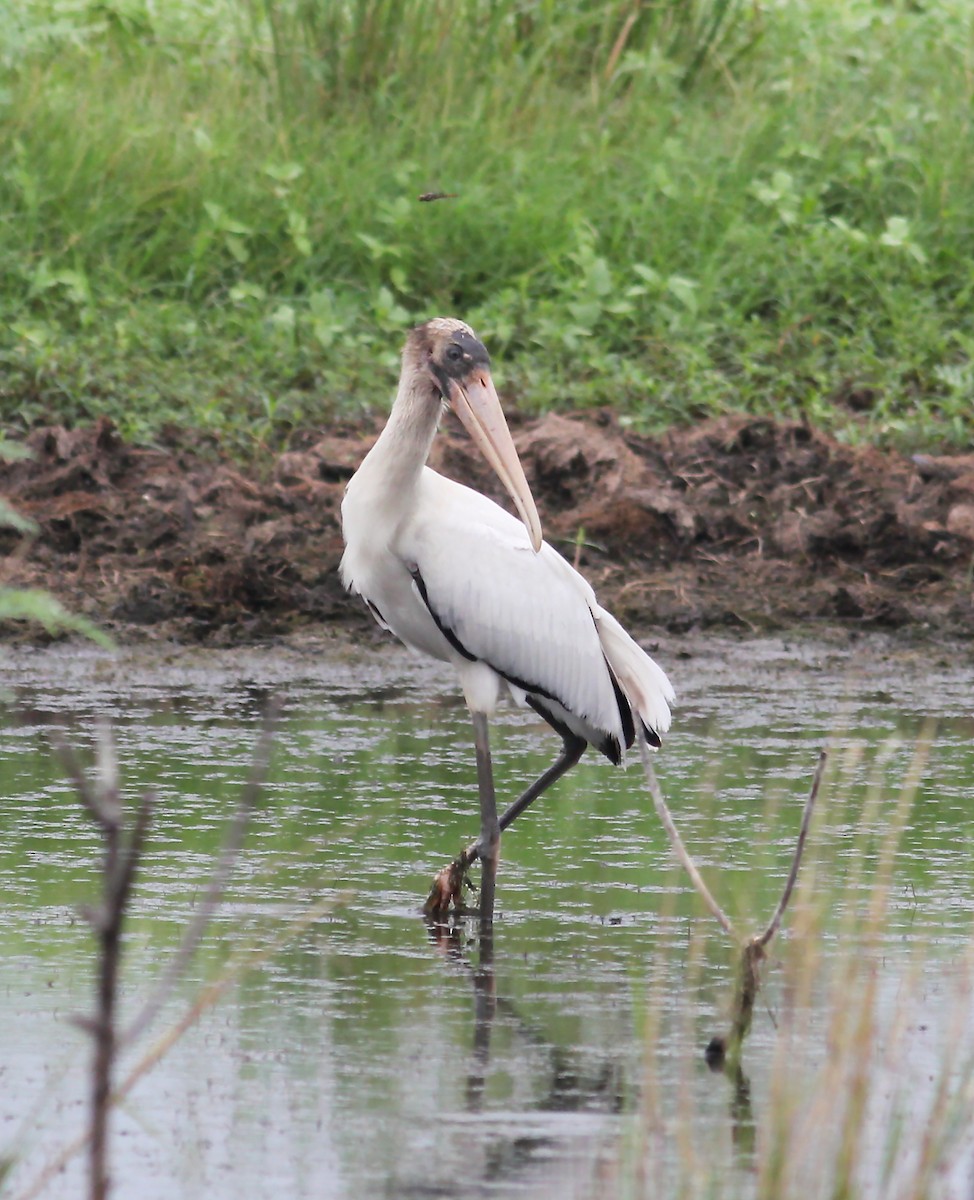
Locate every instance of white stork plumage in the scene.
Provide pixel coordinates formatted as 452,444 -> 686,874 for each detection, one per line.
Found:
340,318 -> 674,920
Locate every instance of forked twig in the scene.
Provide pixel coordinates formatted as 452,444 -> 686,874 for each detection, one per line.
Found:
638,733 -> 827,1063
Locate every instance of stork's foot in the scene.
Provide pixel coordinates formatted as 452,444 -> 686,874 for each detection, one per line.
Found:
423,843 -> 480,919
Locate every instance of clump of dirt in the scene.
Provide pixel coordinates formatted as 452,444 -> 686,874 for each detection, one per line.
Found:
514,412 -> 974,634
1,411 -> 972,643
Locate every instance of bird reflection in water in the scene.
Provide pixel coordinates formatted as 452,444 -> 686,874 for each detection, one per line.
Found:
424,912 -> 632,1193
425,913 -> 758,1188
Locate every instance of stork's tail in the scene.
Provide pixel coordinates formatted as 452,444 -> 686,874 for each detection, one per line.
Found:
595,608 -> 675,748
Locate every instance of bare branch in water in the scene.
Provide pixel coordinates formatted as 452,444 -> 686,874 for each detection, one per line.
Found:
637,735 -> 737,938
14,891 -> 349,1200
638,730 -> 829,1067
755,749 -> 828,949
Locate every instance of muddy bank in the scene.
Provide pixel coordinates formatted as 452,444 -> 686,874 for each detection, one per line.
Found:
1,412 -> 972,643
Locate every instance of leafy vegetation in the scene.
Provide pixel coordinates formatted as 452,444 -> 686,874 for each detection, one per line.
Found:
0,0 -> 972,452
0,436 -> 111,643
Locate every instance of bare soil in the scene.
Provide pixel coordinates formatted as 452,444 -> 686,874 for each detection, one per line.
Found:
2,412 -> 973,643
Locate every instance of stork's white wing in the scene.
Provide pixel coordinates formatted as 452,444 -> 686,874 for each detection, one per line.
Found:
400,470 -> 623,737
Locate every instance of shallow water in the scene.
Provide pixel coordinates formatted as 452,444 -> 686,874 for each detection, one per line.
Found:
1,632 -> 973,1198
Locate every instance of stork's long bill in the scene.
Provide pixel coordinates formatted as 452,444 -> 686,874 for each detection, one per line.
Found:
445,368 -> 543,553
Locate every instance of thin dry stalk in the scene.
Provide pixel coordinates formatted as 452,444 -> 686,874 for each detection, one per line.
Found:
900,940 -> 974,1200
603,6 -> 640,83
637,737 -> 736,938
829,730 -> 931,1195
122,695 -> 282,1045
754,749 -> 827,949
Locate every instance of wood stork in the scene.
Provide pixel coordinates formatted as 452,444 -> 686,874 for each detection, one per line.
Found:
340,318 -> 674,921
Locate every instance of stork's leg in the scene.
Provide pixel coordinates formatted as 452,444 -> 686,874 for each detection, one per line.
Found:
424,712 -> 500,921
472,712 -> 500,923
423,730 -> 586,919
497,732 -> 586,834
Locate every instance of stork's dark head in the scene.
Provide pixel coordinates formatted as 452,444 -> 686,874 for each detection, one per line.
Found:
403,318 -> 542,553
404,317 -> 489,400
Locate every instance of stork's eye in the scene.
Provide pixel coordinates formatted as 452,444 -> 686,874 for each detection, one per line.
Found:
445,344 -> 464,364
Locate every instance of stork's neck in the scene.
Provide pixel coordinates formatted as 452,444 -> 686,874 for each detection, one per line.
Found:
358,371 -> 442,497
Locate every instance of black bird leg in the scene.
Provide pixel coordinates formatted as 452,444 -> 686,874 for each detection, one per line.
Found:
424,728 -> 587,919
473,712 -> 500,924
497,730 -> 586,834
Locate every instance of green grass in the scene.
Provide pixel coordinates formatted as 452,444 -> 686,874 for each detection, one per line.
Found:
0,0 -> 973,452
